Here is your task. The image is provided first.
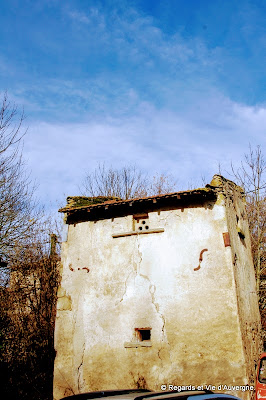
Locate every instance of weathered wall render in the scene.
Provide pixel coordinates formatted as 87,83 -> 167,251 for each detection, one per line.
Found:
53,176 -> 261,400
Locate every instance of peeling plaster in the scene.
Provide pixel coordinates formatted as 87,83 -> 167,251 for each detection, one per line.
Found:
54,176 -> 261,400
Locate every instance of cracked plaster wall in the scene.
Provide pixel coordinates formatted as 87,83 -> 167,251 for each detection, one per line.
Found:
53,192 -> 260,400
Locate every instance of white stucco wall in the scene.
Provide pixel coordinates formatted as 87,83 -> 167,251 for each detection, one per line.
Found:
53,181 -> 261,400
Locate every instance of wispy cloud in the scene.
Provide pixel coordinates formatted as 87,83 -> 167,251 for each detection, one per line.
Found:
0,0 -> 265,213
67,7 -> 105,28
7,2 -> 265,121
64,4 -> 216,80
23,95 -> 266,212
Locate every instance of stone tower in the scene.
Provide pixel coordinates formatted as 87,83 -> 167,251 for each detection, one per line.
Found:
53,175 -> 261,400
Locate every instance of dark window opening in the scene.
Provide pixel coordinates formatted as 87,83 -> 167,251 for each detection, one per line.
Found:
135,328 -> 151,341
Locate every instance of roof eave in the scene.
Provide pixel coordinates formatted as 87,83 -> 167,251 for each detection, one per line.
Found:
60,188 -> 217,224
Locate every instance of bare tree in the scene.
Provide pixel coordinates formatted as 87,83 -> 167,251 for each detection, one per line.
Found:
0,93 -> 40,270
81,164 -> 178,199
0,93 -> 60,399
81,164 -> 148,199
0,92 -> 26,155
0,224 -> 60,400
148,172 -> 178,196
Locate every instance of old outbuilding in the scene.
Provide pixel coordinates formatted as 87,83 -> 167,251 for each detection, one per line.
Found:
53,175 -> 261,400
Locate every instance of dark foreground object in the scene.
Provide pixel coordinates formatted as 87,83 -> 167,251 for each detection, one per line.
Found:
61,389 -> 242,400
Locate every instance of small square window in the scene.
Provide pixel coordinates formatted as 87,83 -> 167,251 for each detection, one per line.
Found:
135,328 -> 151,341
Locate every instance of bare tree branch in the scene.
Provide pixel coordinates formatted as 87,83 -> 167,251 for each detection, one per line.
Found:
81,163 -> 178,200
0,93 -> 41,265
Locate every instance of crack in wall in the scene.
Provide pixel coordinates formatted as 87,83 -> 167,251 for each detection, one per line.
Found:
157,348 -> 163,361
137,237 -> 173,381
136,236 -> 167,341
77,341 -> 85,393
73,290 -> 85,393
56,367 -> 75,396
116,269 -> 135,305
116,237 -> 139,305
136,235 -> 142,275
136,235 -> 172,372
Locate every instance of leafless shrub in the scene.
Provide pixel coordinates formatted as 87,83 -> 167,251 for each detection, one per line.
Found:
0,224 -> 60,400
0,92 -> 41,268
0,92 -> 59,400
81,163 -> 178,199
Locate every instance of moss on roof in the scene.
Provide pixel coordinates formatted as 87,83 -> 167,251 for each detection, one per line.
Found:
59,188 -> 215,214
58,175 -> 244,222
65,196 -> 121,210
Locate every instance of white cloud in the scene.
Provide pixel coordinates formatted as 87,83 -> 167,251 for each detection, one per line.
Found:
63,4 -> 213,75
3,2 -> 265,217
9,3 -> 262,126
23,94 -> 266,213
67,7 -> 106,30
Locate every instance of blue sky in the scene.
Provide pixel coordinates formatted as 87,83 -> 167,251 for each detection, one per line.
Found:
0,0 -> 265,212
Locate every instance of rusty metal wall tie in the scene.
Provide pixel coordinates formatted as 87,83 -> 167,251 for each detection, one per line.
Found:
194,248 -> 208,271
